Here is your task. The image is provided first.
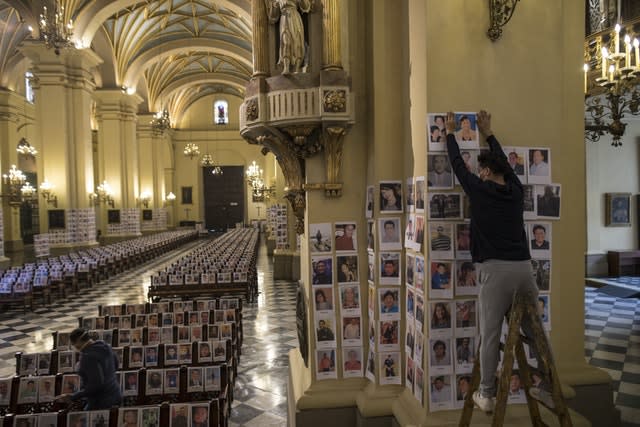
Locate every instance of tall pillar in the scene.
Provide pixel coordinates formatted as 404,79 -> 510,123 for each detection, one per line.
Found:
93,90 -> 143,209
321,0 -> 343,70
0,89 -> 25,256
251,0 -> 270,77
20,42 -> 102,210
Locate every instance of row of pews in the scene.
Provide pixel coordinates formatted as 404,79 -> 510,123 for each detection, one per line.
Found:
2,297 -> 243,426
147,229 -> 260,302
0,230 -> 199,311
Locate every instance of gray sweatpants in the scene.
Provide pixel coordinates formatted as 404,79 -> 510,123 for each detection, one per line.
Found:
476,259 -> 539,397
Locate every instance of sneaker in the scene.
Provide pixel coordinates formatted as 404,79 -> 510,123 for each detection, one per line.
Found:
473,390 -> 495,412
529,387 -> 555,408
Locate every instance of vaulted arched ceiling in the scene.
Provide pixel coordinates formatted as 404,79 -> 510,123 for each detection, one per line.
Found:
0,0 -> 252,120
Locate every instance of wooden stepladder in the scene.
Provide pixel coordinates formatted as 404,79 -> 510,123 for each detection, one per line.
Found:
459,292 -> 573,427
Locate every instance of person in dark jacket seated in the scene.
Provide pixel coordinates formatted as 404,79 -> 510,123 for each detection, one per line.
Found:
56,328 -> 122,410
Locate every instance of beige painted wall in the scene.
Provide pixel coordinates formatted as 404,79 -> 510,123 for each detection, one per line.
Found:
586,121 -> 639,252
419,0 -> 586,373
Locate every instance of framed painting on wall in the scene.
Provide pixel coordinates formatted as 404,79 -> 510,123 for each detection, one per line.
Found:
181,187 -> 193,205
605,193 -> 631,227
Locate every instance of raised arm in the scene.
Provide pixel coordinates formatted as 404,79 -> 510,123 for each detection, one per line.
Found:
477,110 -> 507,161
445,112 -> 482,195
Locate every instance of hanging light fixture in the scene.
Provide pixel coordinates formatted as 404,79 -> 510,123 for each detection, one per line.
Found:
38,0 -> 74,55
151,108 -> 171,134
584,23 -> 640,146
184,143 -> 200,159
17,137 -> 37,158
201,153 -> 214,167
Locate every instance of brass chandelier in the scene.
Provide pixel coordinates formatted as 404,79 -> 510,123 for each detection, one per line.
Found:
38,0 -> 74,55
151,109 -> 171,134
584,22 -> 640,146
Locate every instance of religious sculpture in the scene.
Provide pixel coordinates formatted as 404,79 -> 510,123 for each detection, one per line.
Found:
267,0 -> 313,75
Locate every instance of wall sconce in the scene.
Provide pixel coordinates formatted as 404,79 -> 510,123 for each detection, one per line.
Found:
89,180 -> 115,208
137,190 -> 152,208
165,192 -> 176,205
39,179 -> 58,208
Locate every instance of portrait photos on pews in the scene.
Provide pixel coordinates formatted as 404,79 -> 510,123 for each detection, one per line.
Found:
207,325 -> 220,340
103,330 -> 114,346
173,301 -> 184,312
191,326 -> 203,342
147,328 -> 161,346
122,371 -> 138,396
165,344 -> 179,365
164,369 -> 180,394
131,328 -> 142,345
118,408 -> 139,427
82,317 -> 96,330
135,314 -> 147,328
58,350 -> 75,374
220,323 -> 232,340
178,343 -> 192,364
187,367 -> 204,393
56,332 -> 70,350
177,326 -> 190,343
128,346 -> 144,368
145,346 -> 159,367
14,414 -> 37,427
212,340 -> 226,362
214,310 -> 225,323
18,377 -> 37,404
140,407 -> 160,427
161,326 -> 174,344
175,312 -> 185,325
40,412 -> 59,426
20,353 -> 36,376
61,374 -> 80,395
145,369 -> 163,396
0,377 -> 12,405
188,311 -> 200,325
118,329 -> 131,347
205,366 -> 222,392
191,403 -> 210,426
198,342 -> 212,362
224,309 -> 235,322
38,375 -> 56,403
170,403 -> 190,427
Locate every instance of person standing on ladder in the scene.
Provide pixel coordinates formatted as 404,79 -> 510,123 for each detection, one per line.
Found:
444,110 -> 551,411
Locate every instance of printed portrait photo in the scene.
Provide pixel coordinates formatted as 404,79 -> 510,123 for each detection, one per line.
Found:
335,222 -> 357,252
531,259 -> 551,291
342,316 -> 362,345
380,181 -> 403,213
378,217 -> 401,251
379,252 -> 401,285
427,153 -> 454,189
428,113 -> 447,151
455,261 -> 478,296
311,256 -> 333,286
313,286 -> 334,313
430,261 -> 454,299
340,285 -> 360,313
536,184 -> 561,219
315,316 -> 336,348
366,185 -> 374,218
430,223 -> 454,259
415,177 -> 426,212
379,320 -> 400,350
455,300 -> 478,335
430,374 -> 454,411
429,338 -> 453,374
504,146 -> 527,182
454,112 -> 479,149
429,301 -> 453,336
380,352 -> 401,385
316,349 -> 337,380
337,255 -> 358,284
343,347 -> 363,378
528,148 -> 551,184
379,288 -> 400,318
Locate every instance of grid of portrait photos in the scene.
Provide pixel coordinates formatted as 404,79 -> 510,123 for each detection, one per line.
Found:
268,204 -> 289,250
310,222 -> 363,381
412,112 -> 558,410
106,208 -> 141,236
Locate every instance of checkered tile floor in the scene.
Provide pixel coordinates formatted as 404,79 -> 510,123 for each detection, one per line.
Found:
585,287 -> 640,427
0,237 -> 297,426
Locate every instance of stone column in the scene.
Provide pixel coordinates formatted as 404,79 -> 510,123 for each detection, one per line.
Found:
321,0 -> 343,70
0,89 -> 24,256
93,90 -> 143,209
252,0 -> 270,77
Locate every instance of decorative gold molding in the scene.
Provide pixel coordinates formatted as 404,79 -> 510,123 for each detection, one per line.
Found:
487,0 -> 521,42
246,98 -> 259,121
282,125 -> 322,157
321,0 -> 343,71
322,126 -> 346,197
323,89 -> 347,113
253,132 -> 307,234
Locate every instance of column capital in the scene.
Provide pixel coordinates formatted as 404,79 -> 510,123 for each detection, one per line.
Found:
94,89 -> 144,122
